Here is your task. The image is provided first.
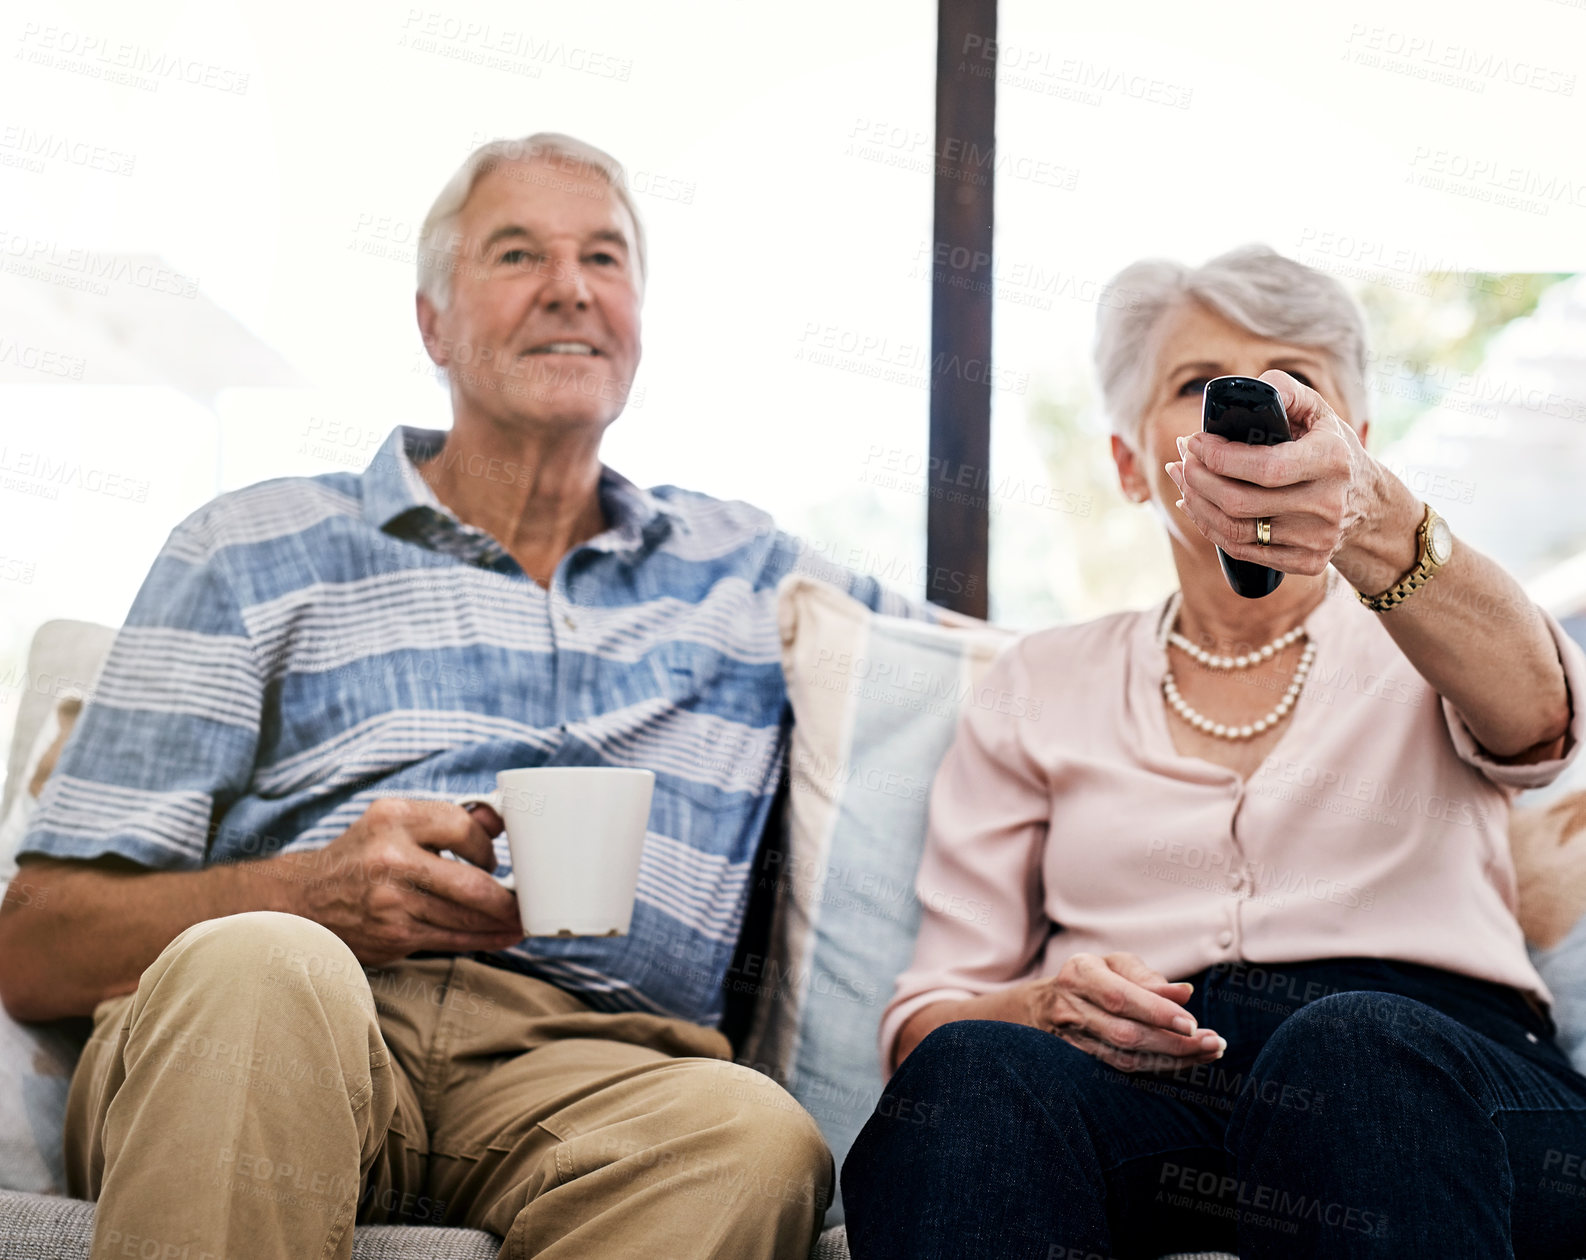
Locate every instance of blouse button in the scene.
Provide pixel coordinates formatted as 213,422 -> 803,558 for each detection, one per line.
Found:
1216,929 -> 1234,948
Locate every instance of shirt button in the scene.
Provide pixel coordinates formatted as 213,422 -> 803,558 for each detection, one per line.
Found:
1527,1032 -> 1539,1043
563,614 -> 576,630
1217,929 -> 1234,948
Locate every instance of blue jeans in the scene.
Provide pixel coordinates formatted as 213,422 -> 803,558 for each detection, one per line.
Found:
842,958 -> 1586,1259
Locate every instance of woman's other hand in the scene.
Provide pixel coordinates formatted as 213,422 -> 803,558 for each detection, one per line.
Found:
1027,952 -> 1226,1073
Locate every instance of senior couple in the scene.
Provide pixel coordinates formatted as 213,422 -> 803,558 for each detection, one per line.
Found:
0,131 -> 1580,1260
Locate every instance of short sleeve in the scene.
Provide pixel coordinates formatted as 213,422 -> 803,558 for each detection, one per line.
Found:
877,639 -> 1051,1072
1443,607 -> 1586,791
15,518 -> 264,871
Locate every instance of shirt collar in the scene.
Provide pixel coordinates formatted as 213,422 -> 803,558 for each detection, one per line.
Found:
594,462 -> 684,550
360,425 -> 681,550
361,426 -> 446,532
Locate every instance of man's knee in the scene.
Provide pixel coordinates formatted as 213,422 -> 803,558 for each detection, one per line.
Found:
668,1061 -> 832,1197
127,912 -> 386,1121
153,911 -> 367,1003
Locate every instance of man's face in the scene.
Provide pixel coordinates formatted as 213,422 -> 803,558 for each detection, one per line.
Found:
418,156 -> 642,432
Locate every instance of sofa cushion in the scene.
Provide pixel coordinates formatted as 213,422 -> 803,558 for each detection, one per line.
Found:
0,1191 -> 862,1258
1,693 -> 88,887
0,622 -> 114,827
737,577 -> 1012,1226
0,1190 -> 93,1259
0,1190 -> 1242,1260
0,629 -> 109,1195
1515,753 -> 1586,1067
809,1223 -> 848,1260
0,1189 -> 503,1258
348,1225 -> 501,1259
0,1016 -> 77,1198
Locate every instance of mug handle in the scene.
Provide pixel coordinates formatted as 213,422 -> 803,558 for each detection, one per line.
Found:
450,790 -> 515,891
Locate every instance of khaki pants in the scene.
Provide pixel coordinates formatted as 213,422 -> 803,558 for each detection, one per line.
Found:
63,912 -> 831,1260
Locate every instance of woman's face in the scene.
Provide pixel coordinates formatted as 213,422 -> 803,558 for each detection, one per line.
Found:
1111,299 -> 1365,555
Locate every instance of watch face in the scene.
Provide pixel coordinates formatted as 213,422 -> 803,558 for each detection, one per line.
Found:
1428,516 -> 1453,565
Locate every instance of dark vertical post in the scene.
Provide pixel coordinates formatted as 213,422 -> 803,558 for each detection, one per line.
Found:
926,0 -> 995,618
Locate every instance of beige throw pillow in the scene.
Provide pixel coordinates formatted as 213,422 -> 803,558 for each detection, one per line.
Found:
1513,791 -> 1586,951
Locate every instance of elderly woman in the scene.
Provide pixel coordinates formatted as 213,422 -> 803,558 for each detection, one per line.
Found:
840,246 -> 1586,1259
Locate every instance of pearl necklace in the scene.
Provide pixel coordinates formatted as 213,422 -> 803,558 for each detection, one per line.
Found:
1166,623 -> 1307,670
1161,607 -> 1315,741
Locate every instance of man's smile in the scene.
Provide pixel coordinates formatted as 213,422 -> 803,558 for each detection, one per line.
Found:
521,340 -> 600,356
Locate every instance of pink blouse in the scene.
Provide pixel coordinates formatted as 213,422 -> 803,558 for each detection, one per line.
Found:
880,578 -> 1586,1071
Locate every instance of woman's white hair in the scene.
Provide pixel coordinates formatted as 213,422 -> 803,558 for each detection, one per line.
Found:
1093,244 -> 1368,448
417,133 -> 647,309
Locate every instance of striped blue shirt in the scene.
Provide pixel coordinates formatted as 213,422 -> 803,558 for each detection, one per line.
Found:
18,425 -> 922,1025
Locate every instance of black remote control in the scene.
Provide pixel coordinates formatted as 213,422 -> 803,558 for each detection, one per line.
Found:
1200,375 -> 1292,599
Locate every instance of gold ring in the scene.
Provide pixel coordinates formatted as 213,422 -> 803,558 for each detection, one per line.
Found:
1256,517 -> 1272,547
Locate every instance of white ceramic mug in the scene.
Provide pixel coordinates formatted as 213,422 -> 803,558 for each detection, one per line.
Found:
453,767 -> 654,937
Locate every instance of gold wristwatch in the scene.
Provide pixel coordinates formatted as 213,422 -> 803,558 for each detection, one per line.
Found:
1357,503 -> 1454,612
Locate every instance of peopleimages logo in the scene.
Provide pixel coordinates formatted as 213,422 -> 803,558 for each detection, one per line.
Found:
1366,353 -> 1586,424
812,647 -> 1044,721
1406,148 -> 1586,213
796,320 -> 1030,396
1142,838 -> 1377,910
858,446 -> 1090,516
1343,25 -> 1576,95
1294,228 -> 1528,300
844,118 -> 1079,192
912,240 -> 1143,311
1254,756 -> 1487,828
957,35 -> 1195,110
16,23 -> 250,94
1157,1162 -> 1387,1238
0,229 -> 199,297
398,11 -> 633,81
795,538 -> 978,599
0,446 -> 150,503
732,951 -> 879,1007
0,337 -> 86,379
0,126 -> 136,175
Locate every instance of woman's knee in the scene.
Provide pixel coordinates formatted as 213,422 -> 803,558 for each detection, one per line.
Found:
1251,991 -> 1444,1081
864,1018 -> 1090,1159
1229,991 -> 1465,1159
896,1018 -> 1074,1094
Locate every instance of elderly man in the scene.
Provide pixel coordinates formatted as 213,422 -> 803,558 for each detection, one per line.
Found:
0,134 -> 918,1260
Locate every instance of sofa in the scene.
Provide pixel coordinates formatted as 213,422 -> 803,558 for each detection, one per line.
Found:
7,585 -> 1586,1259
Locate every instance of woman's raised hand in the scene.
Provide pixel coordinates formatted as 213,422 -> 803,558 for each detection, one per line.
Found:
1025,951 -> 1226,1073
1165,368 -> 1386,579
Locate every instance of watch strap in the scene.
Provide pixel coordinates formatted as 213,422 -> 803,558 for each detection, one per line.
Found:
1356,504 -> 1442,613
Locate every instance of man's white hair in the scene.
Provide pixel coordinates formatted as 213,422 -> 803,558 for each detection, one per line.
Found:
1093,244 -> 1369,448
417,133 -> 647,309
